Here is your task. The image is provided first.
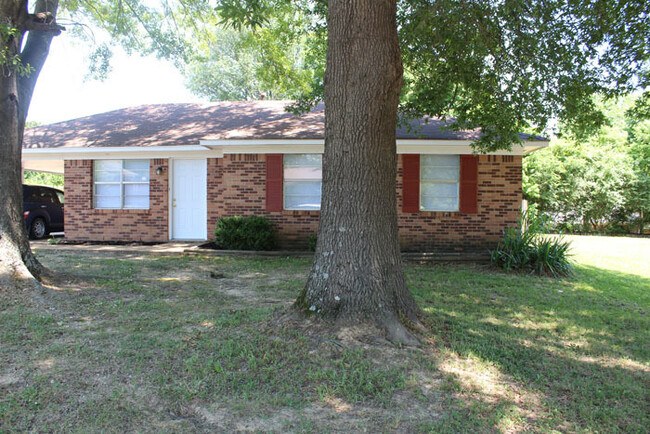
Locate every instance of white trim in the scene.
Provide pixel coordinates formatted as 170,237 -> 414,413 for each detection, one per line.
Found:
24,145 -> 210,154
21,139 -> 549,161
22,145 -> 222,161
200,139 -> 547,155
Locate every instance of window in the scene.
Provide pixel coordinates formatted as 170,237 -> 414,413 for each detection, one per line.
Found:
420,155 -> 459,211
38,188 -> 58,205
94,160 -> 150,209
283,154 -> 322,210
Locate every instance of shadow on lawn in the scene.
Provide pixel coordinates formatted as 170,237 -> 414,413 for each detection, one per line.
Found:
409,264 -> 650,432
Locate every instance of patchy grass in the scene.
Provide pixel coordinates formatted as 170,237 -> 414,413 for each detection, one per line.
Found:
1,236 -> 648,432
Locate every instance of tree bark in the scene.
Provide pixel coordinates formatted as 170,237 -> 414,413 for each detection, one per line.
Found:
0,0 -> 59,290
296,0 -> 421,345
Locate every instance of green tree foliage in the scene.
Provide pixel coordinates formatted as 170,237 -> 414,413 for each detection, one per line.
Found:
524,139 -> 634,230
23,171 -> 64,188
185,25 -> 314,100
214,0 -> 649,152
627,120 -> 650,231
524,95 -> 650,232
185,0 -> 324,101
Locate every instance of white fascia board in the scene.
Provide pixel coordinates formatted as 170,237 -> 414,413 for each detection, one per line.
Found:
201,139 -> 549,155
22,139 -> 549,161
22,145 -> 222,160
398,140 -> 549,155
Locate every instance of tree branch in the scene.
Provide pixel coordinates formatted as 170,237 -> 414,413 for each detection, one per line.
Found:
21,15 -> 65,35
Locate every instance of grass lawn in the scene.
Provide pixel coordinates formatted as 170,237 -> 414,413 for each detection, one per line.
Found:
1,236 -> 648,432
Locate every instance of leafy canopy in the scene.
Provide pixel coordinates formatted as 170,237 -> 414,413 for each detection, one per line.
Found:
212,0 -> 650,152
523,94 -> 650,231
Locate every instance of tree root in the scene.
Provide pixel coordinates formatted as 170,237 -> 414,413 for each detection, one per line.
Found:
383,314 -> 421,347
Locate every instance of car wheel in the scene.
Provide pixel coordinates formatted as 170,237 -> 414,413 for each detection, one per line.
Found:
29,218 -> 47,239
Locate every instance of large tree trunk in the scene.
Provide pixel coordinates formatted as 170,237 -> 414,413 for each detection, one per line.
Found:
0,0 -> 59,290
296,0 -> 421,344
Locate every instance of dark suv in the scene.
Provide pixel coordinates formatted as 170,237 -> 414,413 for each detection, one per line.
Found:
23,185 -> 64,239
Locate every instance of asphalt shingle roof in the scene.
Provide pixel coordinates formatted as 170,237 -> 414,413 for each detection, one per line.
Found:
23,101 -> 547,149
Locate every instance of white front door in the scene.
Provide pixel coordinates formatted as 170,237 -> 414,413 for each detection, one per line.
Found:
171,159 -> 207,240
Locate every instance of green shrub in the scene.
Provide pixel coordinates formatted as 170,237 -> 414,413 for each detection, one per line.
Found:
490,209 -> 572,277
214,216 -> 276,251
307,234 -> 318,252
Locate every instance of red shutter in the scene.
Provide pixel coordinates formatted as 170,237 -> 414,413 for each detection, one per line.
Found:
459,155 -> 479,214
266,154 -> 283,212
402,154 -> 420,213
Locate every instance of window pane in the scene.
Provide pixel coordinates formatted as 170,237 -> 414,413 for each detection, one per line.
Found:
284,181 -> 321,210
123,160 -> 149,171
38,189 -> 56,204
284,166 -> 322,180
124,195 -> 149,209
421,166 -> 458,181
284,181 -> 321,196
95,196 -> 121,209
422,154 -> 459,168
421,182 -> 458,197
95,160 -> 122,172
94,170 -> 121,182
124,183 -> 149,196
123,169 -> 150,182
421,196 -> 458,211
95,183 -> 121,196
284,154 -> 322,168
285,195 -> 321,210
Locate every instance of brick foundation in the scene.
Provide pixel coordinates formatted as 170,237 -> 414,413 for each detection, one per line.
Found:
64,154 -> 521,250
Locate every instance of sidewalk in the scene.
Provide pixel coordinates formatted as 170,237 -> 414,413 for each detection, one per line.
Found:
30,240 -> 200,255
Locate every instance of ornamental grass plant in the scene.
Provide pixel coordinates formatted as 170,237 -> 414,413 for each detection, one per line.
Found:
491,208 -> 572,277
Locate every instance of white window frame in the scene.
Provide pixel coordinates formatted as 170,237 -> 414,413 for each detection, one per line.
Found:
93,160 -> 150,210
420,154 -> 460,212
283,154 -> 322,211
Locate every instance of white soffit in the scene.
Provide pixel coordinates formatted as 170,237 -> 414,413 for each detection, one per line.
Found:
22,159 -> 64,174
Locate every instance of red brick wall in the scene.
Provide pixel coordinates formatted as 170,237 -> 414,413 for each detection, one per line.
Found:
64,154 -> 521,250
63,159 -> 169,242
397,154 -> 521,251
206,154 -> 520,250
207,155 -> 320,249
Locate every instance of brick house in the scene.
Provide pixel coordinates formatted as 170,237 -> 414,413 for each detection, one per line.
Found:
22,101 -> 547,250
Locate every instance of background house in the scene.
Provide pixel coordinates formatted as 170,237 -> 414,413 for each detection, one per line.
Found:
22,101 -> 547,250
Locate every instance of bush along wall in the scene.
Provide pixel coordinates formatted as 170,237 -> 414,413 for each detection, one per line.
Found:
490,209 -> 572,277
214,216 -> 277,251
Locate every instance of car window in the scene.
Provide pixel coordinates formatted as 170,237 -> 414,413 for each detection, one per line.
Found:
39,188 -> 57,205
26,188 -> 40,203
56,191 -> 64,204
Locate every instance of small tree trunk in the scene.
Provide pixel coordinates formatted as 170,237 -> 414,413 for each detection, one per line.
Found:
0,0 -> 59,290
296,0 -> 421,344
0,68 -> 43,288
640,209 -> 645,235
